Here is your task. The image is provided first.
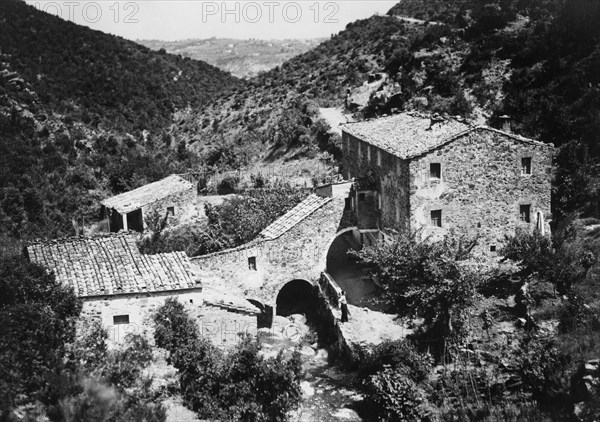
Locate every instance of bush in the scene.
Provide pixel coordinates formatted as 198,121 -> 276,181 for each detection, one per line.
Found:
216,176 -> 239,194
363,366 -> 430,421
153,298 -> 302,421
357,339 -> 433,383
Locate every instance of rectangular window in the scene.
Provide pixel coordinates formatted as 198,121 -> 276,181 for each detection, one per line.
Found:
377,150 -> 382,166
520,204 -> 531,223
344,197 -> 352,211
430,210 -> 442,227
167,206 -> 175,216
113,315 -> 129,325
430,163 -> 441,180
521,157 -> 532,175
248,256 -> 257,271
490,245 -> 497,253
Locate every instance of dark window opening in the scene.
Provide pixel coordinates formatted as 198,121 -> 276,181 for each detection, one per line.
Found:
431,210 -> 442,227
113,315 -> 129,325
521,157 -> 532,175
490,245 -> 497,252
358,193 -> 366,202
248,256 -> 257,271
167,206 -> 175,216
520,205 -> 531,223
430,163 -> 441,179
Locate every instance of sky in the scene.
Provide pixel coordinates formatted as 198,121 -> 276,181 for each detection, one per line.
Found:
25,1 -> 399,41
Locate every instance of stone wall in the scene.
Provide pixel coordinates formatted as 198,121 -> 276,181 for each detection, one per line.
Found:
342,131 -> 410,231
79,289 -> 256,349
343,128 -> 554,254
191,195 -> 349,309
409,129 -> 553,253
141,186 -> 197,229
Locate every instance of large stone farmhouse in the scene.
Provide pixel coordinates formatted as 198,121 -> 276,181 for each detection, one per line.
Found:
341,113 -> 555,254
102,174 -> 196,232
25,233 -> 259,346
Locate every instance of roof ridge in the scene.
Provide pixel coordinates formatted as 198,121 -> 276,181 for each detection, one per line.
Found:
28,231 -> 138,246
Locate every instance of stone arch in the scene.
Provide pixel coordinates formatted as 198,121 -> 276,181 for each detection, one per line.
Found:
275,279 -> 317,317
320,226 -> 359,272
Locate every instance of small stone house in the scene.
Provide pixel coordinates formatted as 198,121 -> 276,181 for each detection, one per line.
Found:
341,113 -> 554,254
102,174 -> 195,232
25,233 -> 259,346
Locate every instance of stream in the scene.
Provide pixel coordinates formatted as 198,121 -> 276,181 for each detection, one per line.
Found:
258,314 -> 363,421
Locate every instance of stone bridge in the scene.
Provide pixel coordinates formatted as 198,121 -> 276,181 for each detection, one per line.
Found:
190,182 -> 358,317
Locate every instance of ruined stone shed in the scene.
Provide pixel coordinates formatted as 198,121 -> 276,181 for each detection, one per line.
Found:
25,233 -> 258,346
341,113 -> 555,254
101,174 -> 196,232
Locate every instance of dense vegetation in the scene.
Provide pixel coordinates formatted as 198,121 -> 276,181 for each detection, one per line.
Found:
0,0 -> 241,134
350,224 -> 600,421
153,298 -> 303,421
0,256 -> 164,421
139,183 -> 308,256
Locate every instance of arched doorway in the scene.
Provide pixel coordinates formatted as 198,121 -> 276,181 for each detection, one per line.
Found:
276,279 -> 316,317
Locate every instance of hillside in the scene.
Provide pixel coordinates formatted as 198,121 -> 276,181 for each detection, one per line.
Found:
171,0 -> 599,219
0,0 -> 242,134
0,0 -> 242,241
138,38 -> 325,79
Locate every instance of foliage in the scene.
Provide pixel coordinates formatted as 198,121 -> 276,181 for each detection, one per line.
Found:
139,184 -> 307,256
153,298 -> 302,421
362,366 -> 431,421
0,256 -> 82,413
357,339 -> 433,383
351,231 -> 479,360
517,335 -> 574,417
216,176 -> 239,194
500,229 -> 591,294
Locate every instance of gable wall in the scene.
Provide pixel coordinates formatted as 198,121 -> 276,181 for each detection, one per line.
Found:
408,130 -> 553,252
342,131 -> 410,230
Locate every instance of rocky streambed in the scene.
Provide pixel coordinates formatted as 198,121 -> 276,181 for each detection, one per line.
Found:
259,314 -> 364,421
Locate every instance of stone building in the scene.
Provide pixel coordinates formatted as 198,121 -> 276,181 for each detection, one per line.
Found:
102,174 -> 196,232
191,181 -> 356,319
25,233 -> 258,346
341,113 -> 554,254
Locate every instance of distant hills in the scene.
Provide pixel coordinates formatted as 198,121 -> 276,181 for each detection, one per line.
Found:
0,0 -> 242,134
138,38 -> 325,79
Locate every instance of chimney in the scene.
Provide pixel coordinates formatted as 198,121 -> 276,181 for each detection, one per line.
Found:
499,115 -> 511,132
428,113 -> 445,130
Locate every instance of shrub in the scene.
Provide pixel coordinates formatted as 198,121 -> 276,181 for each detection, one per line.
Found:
216,176 -> 239,194
363,366 -> 430,421
153,299 -> 302,421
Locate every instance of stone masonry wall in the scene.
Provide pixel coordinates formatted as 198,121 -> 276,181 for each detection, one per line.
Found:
409,129 -> 554,253
79,289 -> 256,349
342,131 -> 410,230
141,187 -> 196,229
191,195 -> 349,309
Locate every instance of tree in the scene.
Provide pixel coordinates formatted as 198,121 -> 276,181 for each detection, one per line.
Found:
351,231 -> 479,360
153,298 -> 302,421
0,256 -> 82,413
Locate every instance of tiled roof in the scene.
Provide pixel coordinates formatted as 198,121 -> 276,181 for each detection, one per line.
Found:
341,113 -> 552,160
101,175 -> 194,214
26,233 -> 201,297
260,194 -> 332,240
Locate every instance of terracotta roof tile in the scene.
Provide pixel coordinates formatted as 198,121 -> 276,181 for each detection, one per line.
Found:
260,194 -> 332,240
341,113 -> 552,160
26,233 -> 200,297
101,175 -> 194,214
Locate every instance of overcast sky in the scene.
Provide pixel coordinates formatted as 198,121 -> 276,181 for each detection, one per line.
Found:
25,1 -> 399,41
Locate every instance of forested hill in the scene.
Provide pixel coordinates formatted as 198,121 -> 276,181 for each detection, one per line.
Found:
172,0 -> 599,218
0,0 -> 241,242
0,0 -> 242,133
